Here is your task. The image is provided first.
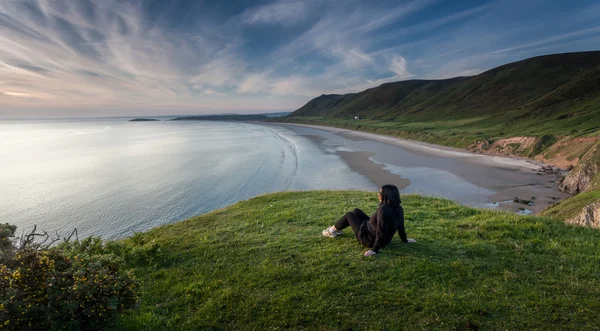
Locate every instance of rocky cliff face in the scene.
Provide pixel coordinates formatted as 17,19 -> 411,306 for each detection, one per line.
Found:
566,201 -> 600,228
559,143 -> 600,194
541,140 -> 600,228
559,161 -> 598,194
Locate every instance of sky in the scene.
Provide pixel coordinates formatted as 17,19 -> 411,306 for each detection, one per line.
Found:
0,0 -> 599,117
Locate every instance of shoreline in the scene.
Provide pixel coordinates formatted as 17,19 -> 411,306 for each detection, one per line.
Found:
275,122 -> 542,171
337,151 -> 411,189
261,121 -> 571,214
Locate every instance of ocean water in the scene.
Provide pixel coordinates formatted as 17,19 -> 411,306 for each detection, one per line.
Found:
0,119 -> 373,240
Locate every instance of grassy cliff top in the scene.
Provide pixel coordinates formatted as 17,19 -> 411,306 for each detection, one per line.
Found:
286,51 -> 600,140
117,191 -> 600,330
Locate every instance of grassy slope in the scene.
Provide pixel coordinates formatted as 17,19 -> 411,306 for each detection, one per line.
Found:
285,52 -> 600,143
277,116 -> 497,149
117,191 -> 600,330
543,189 -> 600,220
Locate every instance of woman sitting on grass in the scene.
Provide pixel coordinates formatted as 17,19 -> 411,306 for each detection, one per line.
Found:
322,184 -> 416,256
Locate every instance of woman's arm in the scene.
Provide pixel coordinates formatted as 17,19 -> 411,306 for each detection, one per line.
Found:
397,207 -> 408,243
371,207 -> 388,253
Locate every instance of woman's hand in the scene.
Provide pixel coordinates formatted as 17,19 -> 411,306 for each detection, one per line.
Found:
407,238 -> 416,243
364,250 -> 377,257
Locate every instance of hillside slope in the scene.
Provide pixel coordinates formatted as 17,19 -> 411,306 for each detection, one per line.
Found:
289,51 -> 600,137
116,191 -> 600,330
281,51 -> 600,224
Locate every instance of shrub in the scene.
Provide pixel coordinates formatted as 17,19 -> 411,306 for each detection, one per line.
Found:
58,234 -> 160,267
0,223 -> 17,264
0,226 -> 141,330
531,134 -> 557,156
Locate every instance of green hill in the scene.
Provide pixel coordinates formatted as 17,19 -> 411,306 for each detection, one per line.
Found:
117,191 -> 600,330
280,51 -> 600,224
287,51 -> 600,139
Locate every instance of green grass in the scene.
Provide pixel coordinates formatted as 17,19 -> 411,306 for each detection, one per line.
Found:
277,116 -> 488,149
543,189 -> 600,220
116,191 -> 600,330
278,115 -> 600,152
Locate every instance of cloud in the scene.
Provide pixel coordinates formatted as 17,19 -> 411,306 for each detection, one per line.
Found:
258,1 -> 431,95
485,26 -> 600,57
389,56 -> 409,78
1,0 -> 599,117
3,91 -> 32,97
270,77 -> 309,95
0,0 -> 420,110
236,70 -> 319,96
237,73 -> 271,93
0,0 -> 247,112
242,1 -> 309,25
202,89 -> 226,96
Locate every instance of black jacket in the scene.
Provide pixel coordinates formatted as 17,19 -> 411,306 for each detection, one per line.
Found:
357,204 -> 406,252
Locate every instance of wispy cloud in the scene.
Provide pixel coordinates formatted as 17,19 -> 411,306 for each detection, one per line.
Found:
2,91 -> 32,97
0,0 -> 248,114
486,26 -> 600,57
242,0 -> 309,25
240,1 -> 433,95
0,0 -> 598,117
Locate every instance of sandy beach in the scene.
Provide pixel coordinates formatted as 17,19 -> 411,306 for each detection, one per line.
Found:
337,151 -> 410,188
262,122 -> 571,214
287,123 -> 541,170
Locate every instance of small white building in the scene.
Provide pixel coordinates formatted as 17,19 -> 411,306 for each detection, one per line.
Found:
354,116 -> 362,120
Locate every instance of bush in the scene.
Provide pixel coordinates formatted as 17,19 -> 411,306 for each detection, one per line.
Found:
0,226 -> 141,330
0,223 -> 17,264
58,234 -> 160,266
531,134 -> 557,156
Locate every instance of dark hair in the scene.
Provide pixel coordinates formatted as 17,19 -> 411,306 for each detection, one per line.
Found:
379,184 -> 401,208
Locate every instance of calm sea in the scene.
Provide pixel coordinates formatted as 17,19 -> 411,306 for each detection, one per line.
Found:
0,119 -> 373,240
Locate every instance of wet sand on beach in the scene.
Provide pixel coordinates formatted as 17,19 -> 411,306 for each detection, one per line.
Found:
261,122 -> 571,214
337,151 -> 410,189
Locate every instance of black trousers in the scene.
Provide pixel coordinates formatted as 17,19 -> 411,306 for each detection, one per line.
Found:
335,208 -> 370,233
